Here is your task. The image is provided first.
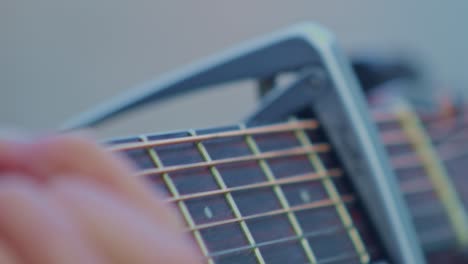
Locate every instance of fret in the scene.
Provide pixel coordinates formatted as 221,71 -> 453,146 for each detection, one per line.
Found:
293,122 -> 370,264
189,129 -> 266,264
346,203 -> 385,259
139,135 -> 214,264
395,106 -> 468,247
242,125 -> 319,263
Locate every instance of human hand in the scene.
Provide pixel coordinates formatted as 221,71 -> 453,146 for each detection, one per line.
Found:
0,134 -> 202,264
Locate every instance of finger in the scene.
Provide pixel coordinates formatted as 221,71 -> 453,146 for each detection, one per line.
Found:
51,179 -> 203,264
1,135 -> 183,231
0,178 -> 105,264
0,140 -> 30,174
0,240 -> 19,264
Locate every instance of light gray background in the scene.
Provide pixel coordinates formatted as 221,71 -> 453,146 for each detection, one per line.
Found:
2,1 -> 468,138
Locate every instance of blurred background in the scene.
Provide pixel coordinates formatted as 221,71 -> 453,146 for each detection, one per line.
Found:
2,1 -> 468,138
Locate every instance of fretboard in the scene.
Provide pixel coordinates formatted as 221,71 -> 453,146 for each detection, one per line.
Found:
423,108 -> 468,211
373,102 -> 468,257
109,119 -> 387,264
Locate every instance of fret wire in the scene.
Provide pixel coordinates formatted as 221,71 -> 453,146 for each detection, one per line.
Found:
396,107 -> 468,247
109,120 -> 318,152
136,144 -> 330,176
188,196 -> 355,232
208,225 -> 354,259
242,124 -> 319,264
139,135 -> 214,264
293,120 -> 370,264
189,130 -> 266,264
166,169 -> 343,203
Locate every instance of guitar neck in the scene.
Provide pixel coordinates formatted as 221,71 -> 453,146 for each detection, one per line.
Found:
374,102 -> 468,253
108,119 -> 387,264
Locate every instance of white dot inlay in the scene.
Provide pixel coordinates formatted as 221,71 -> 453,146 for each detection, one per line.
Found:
300,189 -> 311,203
204,206 -> 213,219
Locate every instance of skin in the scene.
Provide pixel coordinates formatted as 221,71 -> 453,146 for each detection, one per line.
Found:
0,134 -> 203,264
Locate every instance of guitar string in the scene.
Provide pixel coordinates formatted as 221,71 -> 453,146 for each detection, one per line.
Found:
123,120 -> 452,231
208,225 -> 364,261
108,120 -> 318,152
126,118 -> 461,211
374,106 -> 468,166
207,225 -> 347,257
375,107 -> 468,144
136,144 -> 330,176
187,196 -> 354,231
195,198 -> 363,262
373,107 -> 463,124
200,204 -> 383,261
343,108 -> 463,248
166,169 -> 343,203
379,123 -> 468,167
120,126 -> 364,261
112,125 -> 365,257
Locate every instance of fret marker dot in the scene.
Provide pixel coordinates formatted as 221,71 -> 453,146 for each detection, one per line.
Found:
204,206 -> 213,219
300,189 -> 311,203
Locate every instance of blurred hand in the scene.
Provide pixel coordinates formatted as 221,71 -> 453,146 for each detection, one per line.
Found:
0,134 -> 202,264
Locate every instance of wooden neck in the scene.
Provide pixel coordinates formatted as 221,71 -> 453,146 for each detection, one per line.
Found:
375,104 -> 468,252
108,119 -> 387,263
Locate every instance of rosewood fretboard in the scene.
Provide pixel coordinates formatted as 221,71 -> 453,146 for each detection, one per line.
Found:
108,119 -> 387,264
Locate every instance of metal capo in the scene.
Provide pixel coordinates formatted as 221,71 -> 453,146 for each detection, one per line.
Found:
62,23 -> 425,264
